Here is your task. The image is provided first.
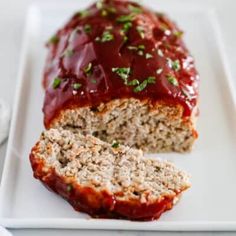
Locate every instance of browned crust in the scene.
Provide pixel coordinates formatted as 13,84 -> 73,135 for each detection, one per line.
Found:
46,99 -> 192,129
30,142 -> 188,221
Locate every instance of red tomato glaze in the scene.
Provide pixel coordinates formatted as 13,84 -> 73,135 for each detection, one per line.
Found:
43,0 -> 199,128
30,150 -> 178,221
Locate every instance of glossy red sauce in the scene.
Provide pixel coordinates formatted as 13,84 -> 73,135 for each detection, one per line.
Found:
43,0 -> 199,128
30,150 -> 177,220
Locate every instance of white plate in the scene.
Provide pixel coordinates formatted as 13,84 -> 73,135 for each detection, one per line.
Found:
1,0 -> 236,231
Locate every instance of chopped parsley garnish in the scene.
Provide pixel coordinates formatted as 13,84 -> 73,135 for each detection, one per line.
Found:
127,79 -> 139,86
136,26 -> 145,39
83,63 -> 93,76
84,24 -> 92,33
127,44 -> 145,56
172,60 -> 181,71
52,77 -> 62,89
112,141 -> 120,148
147,76 -> 156,83
157,49 -> 164,57
133,76 -> 156,92
138,45 -> 145,50
167,58 -> 181,71
145,53 -> 153,59
63,49 -> 74,57
167,75 -> 179,86
112,67 -> 131,83
120,22 -> 132,42
91,79 -> 97,84
48,35 -> 59,45
156,68 -> 163,75
101,7 -> 116,16
122,22 -> 133,33
174,31 -> 184,38
96,30 -> 114,42
117,13 -> 136,23
128,5 -> 143,14
73,83 -> 82,90
77,10 -> 89,18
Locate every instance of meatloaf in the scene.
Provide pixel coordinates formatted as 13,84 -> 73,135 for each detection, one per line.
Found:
30,128 -> 190,220
42,0 -> 199,153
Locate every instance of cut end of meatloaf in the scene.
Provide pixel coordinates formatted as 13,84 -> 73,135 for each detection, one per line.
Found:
30,128 -> 190,221
49,98 -> 198,153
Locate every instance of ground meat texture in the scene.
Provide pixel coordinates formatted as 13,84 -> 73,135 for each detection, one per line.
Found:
30,128 -> 190,221
49,98 -> 198,153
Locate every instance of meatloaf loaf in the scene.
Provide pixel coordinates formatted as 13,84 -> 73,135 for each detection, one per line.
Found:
42,0 -> 199,152
30,128 -> 190,220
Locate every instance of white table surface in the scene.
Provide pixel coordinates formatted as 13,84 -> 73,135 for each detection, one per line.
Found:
0,0 -> 236,235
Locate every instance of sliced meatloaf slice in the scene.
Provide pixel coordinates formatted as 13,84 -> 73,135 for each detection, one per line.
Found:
30,128 -> 190,221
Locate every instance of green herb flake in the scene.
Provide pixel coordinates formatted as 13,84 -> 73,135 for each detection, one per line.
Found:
147,76 -> 156,84
122,22 -> 133,33
77,10 -> 89,18
98,30 -> 114,42
52,77 -> 62,89
133,76 -> 156,92
127,44 -> 145,56
73,83 -> 82,90
136,26 -> 145,39
128,5 -> 143,14
117,13 -> 136,23
174,31 -> 184,38
167,75 -> 179,86
145,53 -> 153,59
138,45 -> 145,50
91,79 -> 97,84
167,58 -> 181,71
112,141 -> 120,148
66,184 -> 73,192
63,49 -> 74,57
112,67 -> 131,82
134,80 -> 148,92
84,24 -> 92,34
127,79 -> 139,86
48,35 -> 59,45
83,62 -> 93,75
172,60 -> 181,71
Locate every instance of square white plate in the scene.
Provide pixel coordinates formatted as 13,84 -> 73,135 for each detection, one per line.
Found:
0,0 -> 236,231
